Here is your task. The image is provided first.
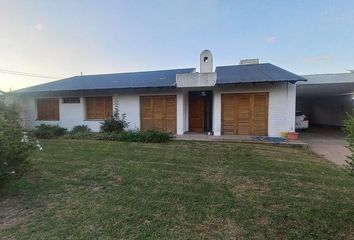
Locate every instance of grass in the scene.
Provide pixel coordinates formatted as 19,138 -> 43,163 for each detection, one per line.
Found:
1,139 -> 354,239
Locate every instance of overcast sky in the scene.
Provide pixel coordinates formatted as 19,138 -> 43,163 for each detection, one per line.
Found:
1,0 -> 354,91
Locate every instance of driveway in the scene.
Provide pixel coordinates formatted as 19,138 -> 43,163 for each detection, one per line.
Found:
299,127 -> 349,166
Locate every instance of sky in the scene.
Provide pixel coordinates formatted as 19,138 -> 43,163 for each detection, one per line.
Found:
0,0 -> 354,91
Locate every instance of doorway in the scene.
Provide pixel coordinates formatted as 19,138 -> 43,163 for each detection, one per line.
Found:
189,91 -> 212,133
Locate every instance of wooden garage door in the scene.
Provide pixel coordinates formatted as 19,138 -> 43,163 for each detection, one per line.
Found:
221,93 -> 268,136
140,95 -> 177,134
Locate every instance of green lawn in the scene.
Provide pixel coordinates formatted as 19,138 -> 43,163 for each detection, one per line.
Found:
1,140 -> 354,239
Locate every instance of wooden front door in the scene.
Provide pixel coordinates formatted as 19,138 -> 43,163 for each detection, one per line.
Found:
221,93 -> 268,136
189,94 -> 204,133
140,95 -> 177,134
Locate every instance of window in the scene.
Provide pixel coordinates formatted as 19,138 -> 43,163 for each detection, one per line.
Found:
63,97 -> 80,104
36,98 -> 59,120
203,56 -> 208,62
85,96 -> 112,120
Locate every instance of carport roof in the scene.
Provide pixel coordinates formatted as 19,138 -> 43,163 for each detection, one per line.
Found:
215,63 -> 306,85
297,72 -> 354,98
300,72 -> 354,84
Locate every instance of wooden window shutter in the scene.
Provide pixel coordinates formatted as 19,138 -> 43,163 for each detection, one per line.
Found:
36,98 -> 59,120
85,96 -> 112,120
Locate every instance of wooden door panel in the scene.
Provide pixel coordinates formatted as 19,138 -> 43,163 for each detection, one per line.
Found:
165,96 -> 177,133
222,93 -> 268,136
221,95 -> 236,135
237,95 -> 251,135
189,95 -> 204,132
252,94 -> 268,135
140,95 -> 176,134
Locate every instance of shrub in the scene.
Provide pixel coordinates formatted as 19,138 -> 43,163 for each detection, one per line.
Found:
0,100 -> 39,184
97,132 -> 122,141
71,125 -> 91,134
68,132 -> 99,140
344,113 -> 354,175
118,130 -> 142,142
0,100 -> 19,123
31,124 -> 67,139
140,129 -> 170,143
98,130 -> 170,143
100,104 -> 129,133
100,118 -> 125,133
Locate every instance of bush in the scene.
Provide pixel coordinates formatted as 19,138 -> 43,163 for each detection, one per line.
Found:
0,100 -> 19,123
98,129 -> 170,143
71,125 -> 91,134
344,113 -> 354,175
100,113 -> 129,133
31,124 -> 67,139
140,129 -> 170,143
118,130 -> 142,142
67,132 -> 99,140
0,100 -> 39,184
98,132 -> 122,141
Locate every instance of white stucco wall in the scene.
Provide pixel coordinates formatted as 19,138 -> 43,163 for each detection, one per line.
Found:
19,89 -> 185,133
176,72 -> 216,88
20,96 -> 104,132
212,82 -> 296,137
18,83 -> 296,137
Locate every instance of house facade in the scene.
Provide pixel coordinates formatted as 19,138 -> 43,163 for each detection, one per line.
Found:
13,50 -> 305,137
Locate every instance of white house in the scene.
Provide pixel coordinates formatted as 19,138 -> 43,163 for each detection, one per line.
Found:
12,50 -> 306,137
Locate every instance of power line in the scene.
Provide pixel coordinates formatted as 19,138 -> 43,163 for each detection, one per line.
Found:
0,68 -> 60,79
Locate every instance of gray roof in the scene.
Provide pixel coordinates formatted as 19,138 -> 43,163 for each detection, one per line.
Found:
215,63 -> 306,85
14,63 -> 305,94
14,68 -> 196,93
300,72 -> 354,85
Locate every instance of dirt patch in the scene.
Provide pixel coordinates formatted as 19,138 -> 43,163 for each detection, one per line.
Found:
256,216 -> 269,226
0,201 -> 37,231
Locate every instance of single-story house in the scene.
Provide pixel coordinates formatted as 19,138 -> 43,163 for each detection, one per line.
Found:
12,50 -> 306,137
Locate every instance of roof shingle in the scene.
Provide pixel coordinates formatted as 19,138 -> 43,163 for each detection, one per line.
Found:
14,68 -> 196,93
14,63 -> 306,94
215,63 -> 306,84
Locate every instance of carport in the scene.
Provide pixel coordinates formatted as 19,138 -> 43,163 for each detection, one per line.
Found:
297,73 -> 354,127
296,72 -> 354,165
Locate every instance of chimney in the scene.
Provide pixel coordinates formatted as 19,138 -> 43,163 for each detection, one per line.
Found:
239,58 -> 259,65
200,49 -> 213,73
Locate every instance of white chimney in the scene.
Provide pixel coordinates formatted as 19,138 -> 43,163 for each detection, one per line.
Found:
239,58 -> 259,65
200,49 -> 213,73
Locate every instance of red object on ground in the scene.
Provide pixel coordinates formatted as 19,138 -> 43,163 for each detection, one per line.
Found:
287,132 -> 299,140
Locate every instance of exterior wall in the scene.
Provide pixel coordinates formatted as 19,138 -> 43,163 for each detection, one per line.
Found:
19,89 -> 184,133
20,96 -> 103,132
176,72 -> 216,88
297,95 -> 353,126
212,82 -> 296,137
18,83 -> 296,137
176,90 -> 189,134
